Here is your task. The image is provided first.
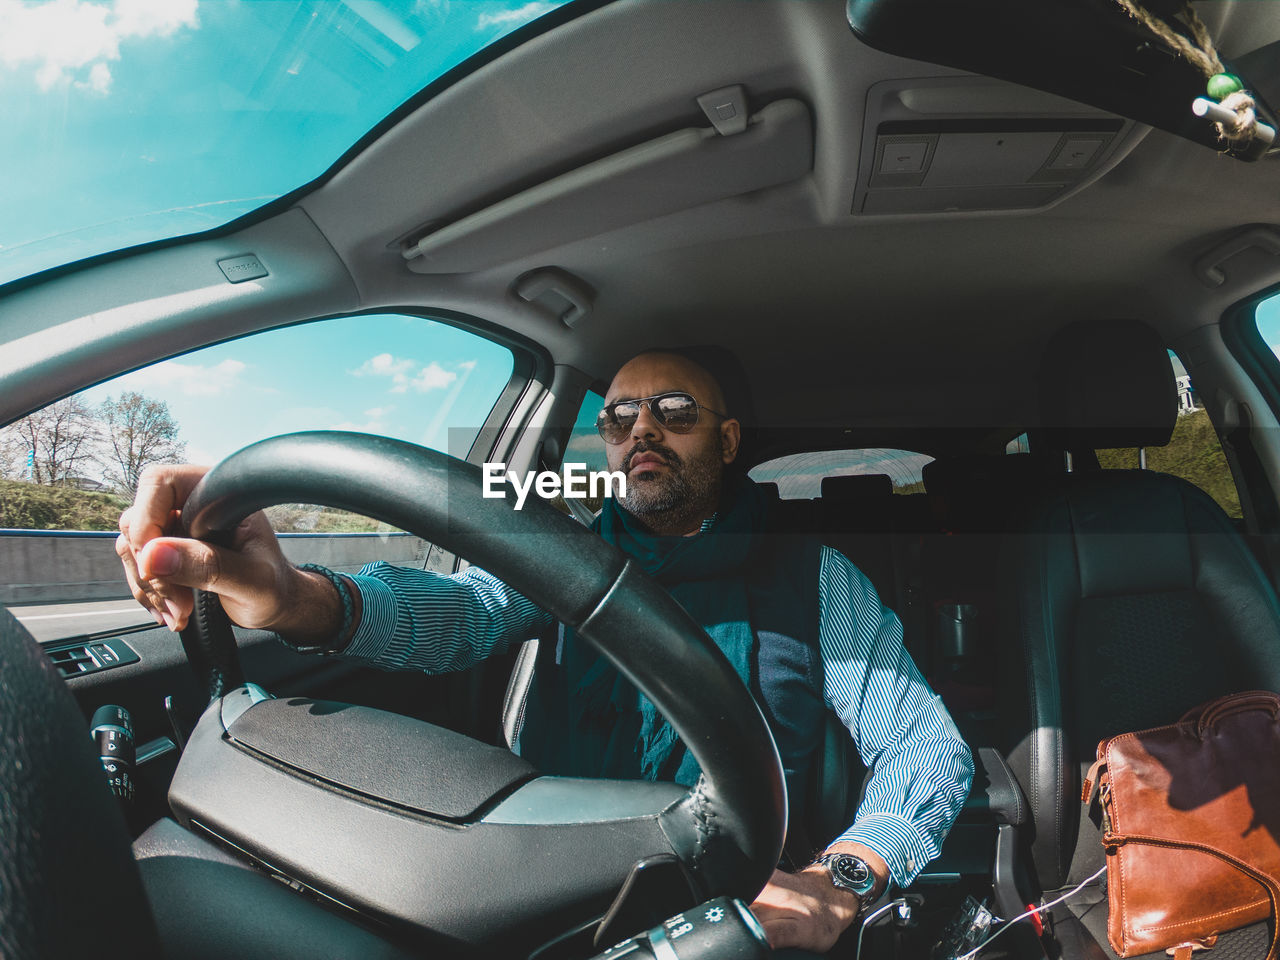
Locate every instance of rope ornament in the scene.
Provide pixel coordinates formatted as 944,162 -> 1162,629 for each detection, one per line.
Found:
1111,0 -> 1275,156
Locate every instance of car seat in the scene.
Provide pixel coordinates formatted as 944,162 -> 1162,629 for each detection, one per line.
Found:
998,319 -> 1280,955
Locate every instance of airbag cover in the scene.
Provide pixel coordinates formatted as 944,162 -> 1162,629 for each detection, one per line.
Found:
228,698 -> 536,820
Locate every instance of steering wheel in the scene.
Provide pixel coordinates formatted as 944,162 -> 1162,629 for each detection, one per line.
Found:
162,431 -> 785,953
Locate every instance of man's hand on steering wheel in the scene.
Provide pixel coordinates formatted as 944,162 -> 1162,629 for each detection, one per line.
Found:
116,463 -> 348,643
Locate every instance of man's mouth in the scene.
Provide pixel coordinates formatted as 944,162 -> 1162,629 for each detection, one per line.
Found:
629,452 -> 667,471
626,449 -> 670,473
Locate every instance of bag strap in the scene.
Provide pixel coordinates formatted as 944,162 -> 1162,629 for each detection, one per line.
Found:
1081,755 -> 1106,805
1103,830 -> 1280,960
1179,690 -> 1280,736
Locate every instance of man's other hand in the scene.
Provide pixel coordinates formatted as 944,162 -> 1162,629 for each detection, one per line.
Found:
749,841 -> 890,953
116,463 -> 302,634
749,867 -> 861,953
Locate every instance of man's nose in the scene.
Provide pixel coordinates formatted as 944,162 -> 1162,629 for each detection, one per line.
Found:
630,402 -> 663,441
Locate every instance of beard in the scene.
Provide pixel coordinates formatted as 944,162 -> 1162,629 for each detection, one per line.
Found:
618,437 -> 723,524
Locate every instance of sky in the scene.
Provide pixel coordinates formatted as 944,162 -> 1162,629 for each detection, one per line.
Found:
0,0 -> 565,285
7,0 -> 1280,486
0,0 -> 562,470
1255,295 -> 1280,359
77,313 -> 515,466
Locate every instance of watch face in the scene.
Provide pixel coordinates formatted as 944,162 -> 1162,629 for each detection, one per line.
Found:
829,855 -> 874,894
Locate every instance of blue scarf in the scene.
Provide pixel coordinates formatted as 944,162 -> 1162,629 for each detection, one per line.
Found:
520,474 -> 769,785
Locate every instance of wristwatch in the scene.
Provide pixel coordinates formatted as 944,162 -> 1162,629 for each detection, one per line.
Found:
815,853 -> 878,902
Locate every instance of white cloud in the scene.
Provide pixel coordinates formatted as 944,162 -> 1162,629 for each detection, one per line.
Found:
113,0 -> 196,37
77,59 -> 110,92
352,354 -> 470,395
475,1 -> 554,31
333,404 -> 395,434
0,0 -> 199,94
351,352 -> 414,378
410,361 -> 456,393
351,352 -> 416,392
117,357 -> 245,397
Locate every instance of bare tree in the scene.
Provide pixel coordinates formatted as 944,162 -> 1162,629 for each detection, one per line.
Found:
98,392 -> 185,493
7,397 -> 100,485
0,428 -> 28,479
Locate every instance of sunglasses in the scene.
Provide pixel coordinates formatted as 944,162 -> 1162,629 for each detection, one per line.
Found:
596,391 -> 729,445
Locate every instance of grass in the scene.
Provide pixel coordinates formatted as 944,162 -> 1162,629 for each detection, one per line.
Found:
263,503 -> 390,533
0,478 -> 130,530
0,480 -> 390,533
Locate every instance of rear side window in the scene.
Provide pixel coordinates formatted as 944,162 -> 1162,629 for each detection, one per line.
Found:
1094,351 -> 1240,518
750,448 -> 934,499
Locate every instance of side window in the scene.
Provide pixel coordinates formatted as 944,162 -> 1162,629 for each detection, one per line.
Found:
1094,350 -> 1241,518
567,390 -> 610,475
749,449 -> 934,499
550,390 -> 610,518
1,314 -> 514,639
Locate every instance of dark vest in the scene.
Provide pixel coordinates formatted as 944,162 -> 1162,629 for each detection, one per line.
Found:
518,518 -> 826,831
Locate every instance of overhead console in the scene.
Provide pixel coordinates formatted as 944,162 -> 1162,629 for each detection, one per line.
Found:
400,93 -> 813,274
854,76 -> 1142,216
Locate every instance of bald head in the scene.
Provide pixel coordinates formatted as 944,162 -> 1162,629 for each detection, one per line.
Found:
601,350 -> 741,536
606,351 -> 728,414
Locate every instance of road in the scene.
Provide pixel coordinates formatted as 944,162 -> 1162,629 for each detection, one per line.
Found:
7,599 -> 155,643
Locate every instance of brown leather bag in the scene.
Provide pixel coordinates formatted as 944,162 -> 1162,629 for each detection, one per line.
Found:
1081,690 -> 1280,960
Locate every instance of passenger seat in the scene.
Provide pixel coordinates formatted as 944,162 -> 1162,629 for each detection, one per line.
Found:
998,319 -> 1280,953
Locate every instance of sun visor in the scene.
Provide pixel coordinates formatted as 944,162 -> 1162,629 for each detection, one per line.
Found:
400,98 -> 812,273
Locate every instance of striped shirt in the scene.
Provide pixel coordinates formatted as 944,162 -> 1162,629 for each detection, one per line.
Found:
344,544 -> 973,887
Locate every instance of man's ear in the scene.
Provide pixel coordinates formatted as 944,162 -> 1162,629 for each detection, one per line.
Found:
719,418 -> 741,465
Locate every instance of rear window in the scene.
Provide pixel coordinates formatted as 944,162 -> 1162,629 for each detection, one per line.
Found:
749,448 -> 934,499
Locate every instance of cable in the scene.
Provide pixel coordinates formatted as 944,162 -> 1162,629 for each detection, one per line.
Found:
954,866 -> 1108,960
855,898 -> 908,960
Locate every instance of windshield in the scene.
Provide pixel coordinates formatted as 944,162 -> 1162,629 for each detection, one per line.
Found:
0,0 -> 566,287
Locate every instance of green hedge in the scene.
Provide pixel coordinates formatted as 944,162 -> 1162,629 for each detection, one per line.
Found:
0,479 -> 130,530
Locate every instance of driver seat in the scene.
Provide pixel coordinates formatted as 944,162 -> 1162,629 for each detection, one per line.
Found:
0,604 -> 419,960
998,319 -> 1280,954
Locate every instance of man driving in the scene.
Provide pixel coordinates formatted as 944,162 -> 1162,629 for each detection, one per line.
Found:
116,348 -> 973,956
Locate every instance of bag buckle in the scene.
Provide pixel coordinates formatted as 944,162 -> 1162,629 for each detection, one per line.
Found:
1165,935 -> 1217,960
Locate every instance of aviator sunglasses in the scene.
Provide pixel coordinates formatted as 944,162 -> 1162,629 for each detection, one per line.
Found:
596,391 -> 729,444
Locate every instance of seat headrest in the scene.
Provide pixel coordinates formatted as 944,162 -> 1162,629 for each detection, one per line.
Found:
756,481 -> 781,499
1037,319 -> 1177,449
821,473 -> 893,501
923,454 -> 1049,499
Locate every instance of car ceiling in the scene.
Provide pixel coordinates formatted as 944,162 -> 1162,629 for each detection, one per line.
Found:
6,0 -> 1280,447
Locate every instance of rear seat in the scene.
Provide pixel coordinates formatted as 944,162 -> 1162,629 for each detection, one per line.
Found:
808,474 -> 934,668
918,453 -> 1061,744
816,475 -> 900,618
761,459 -> 1060,698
